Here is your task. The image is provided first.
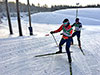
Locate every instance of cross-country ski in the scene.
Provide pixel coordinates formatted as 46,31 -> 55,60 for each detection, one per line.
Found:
35,51 -> 73,57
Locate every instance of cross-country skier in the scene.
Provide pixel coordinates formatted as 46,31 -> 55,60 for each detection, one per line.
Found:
50,18 -> 73,63
71,18 -> 82,48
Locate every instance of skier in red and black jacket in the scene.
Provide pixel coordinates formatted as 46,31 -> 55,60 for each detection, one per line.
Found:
50,18 -> 73,63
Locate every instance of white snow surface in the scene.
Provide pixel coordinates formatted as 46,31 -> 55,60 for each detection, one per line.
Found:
0,8 -> 100,75
24,8 -> 100,25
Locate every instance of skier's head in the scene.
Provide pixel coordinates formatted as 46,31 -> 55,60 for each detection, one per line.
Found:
75,18 -> 79,22
63,18 -> 70,26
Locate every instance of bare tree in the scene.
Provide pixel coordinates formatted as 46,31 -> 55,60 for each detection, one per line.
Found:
27,0 -> 33,35
5,0 -> 13,34
16,0 -> 23,36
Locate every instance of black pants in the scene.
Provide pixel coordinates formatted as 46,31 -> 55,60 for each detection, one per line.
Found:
71,31 -> 81,47
59,38 -> 72,63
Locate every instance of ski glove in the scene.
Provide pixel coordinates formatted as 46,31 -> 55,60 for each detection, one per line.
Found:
50,31 -> 55,34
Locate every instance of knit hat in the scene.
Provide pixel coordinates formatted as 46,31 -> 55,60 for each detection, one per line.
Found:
63,19 -> 69,23
76,18 -> 79,21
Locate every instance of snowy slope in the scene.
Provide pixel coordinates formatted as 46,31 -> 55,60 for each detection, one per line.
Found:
0,8 -> 100,75
23,8 -> 100,25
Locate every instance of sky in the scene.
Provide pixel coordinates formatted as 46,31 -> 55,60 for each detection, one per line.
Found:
8,0 -> 100,7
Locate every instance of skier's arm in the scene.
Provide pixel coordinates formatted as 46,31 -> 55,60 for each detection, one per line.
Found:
79,23 -> 82,28
50,25 -> 63,34
71,23 -> 75,27
54,25 -> 63,33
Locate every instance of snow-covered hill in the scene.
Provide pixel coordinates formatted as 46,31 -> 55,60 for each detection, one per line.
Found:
24,8 -> 100,25
0,8 -> 100,75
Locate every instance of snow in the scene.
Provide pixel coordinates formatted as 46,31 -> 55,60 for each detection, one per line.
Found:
0,8 -> 100,75
23,8 -> 100,25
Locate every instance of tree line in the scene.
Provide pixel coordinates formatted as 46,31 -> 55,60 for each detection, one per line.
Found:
0,1 -> 100,15
0,2 -> 50,13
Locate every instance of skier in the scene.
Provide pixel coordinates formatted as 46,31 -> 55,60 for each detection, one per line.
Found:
71,18 -> 82,48
50,18 -> 73,63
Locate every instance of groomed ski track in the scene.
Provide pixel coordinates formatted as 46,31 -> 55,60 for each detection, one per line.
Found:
0,25 -> 100,75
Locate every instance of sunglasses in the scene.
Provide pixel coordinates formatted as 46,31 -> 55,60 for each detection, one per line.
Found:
63,22 -> 68,25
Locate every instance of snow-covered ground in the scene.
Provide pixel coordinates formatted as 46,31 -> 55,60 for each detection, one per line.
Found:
0,8 -> 100,75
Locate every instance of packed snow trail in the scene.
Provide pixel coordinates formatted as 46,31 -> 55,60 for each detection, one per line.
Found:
0,25 -> 100,75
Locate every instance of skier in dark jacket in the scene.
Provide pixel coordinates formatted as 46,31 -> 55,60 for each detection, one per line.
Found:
71,18 -> 82,48
50,19 -> 73,63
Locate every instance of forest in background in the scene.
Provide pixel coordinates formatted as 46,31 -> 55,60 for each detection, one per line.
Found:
0,1 -> 100,17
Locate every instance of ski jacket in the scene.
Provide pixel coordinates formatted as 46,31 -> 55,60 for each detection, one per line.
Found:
72,22 -> 82,31
54,24 -> 73,39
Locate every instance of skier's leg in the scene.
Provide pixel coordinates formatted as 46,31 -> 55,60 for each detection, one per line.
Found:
70,37 -> 73,45
57,38 -> 66,53
77,31 -> 81,47
71,32 -> 77,45
66,38 -> 72,63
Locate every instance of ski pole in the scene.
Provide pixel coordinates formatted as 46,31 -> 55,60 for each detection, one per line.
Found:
51,34 -> 59,47
80,47 -> 85,55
